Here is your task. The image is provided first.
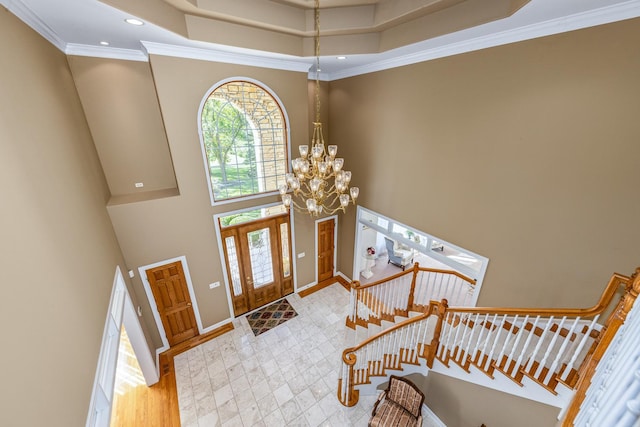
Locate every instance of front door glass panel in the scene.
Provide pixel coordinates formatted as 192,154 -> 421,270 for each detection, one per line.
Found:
225,236 -> 243,296
280,223 -> 291,277
247,227 -> 274,288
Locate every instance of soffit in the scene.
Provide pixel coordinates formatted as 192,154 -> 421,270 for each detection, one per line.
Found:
105,0 -> 529,56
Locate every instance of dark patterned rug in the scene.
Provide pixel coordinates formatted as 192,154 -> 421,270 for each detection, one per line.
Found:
246,298 -> 298,336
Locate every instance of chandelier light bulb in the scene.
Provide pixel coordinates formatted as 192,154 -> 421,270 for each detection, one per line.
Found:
350,187 -> 359,200
344,171 -> 352,183
299,145 -> 309,158
340,194 -> 350,206
328,145 -> 338,157
283,194 -> 292,206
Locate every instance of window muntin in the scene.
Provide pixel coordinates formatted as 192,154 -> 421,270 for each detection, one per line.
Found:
200,80 -> 288,203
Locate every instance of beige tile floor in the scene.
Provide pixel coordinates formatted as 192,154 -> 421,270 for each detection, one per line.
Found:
174,283 -> 439,427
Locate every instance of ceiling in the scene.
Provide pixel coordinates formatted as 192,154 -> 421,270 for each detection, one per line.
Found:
2,0 -> 640,80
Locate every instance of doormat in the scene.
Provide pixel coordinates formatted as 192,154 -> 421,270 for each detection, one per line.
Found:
246,298 -> 298,337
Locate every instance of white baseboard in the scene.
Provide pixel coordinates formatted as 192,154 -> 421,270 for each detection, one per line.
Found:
422,403 -> 447,427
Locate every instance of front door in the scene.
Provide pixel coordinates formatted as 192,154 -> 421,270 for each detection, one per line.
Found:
221,214 -> 293,316
145,261 -> 199,347
317,218 -> 335,283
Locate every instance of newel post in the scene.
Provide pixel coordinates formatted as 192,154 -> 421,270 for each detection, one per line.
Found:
408,262 -> 420,311
561,268 -> 640,426
426,299 -> 448,368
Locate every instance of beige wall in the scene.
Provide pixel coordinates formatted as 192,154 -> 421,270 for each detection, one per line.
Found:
414,372 -> 560,427
330,18 -> 640,308
106,56 -> 315,348
68,57 -> 178,198
0,9 -> 131,427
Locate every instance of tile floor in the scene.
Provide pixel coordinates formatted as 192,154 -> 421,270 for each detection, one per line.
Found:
174,283 -> 439,427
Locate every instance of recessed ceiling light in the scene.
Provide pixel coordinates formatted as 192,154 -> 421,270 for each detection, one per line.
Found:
100,41 -> 110,46
125,18 -> 144,26
337,56 -> 347,60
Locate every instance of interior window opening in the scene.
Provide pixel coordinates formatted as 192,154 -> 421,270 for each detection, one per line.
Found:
355,206 -> 488,304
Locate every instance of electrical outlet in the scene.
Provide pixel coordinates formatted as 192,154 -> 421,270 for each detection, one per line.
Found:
128,270 -> 134,278
209,281 -> 220,289
135,182 -> 144,188
297,252 -> 305,258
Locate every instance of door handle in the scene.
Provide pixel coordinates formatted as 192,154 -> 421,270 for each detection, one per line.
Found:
186,302 -> 192,307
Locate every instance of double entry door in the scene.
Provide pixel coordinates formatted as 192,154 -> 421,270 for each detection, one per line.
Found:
221,214 -> 293,316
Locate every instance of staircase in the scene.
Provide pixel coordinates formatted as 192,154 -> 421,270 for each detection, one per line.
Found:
337,266 -> 640,425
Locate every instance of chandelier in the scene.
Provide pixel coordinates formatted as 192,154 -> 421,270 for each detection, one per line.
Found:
280,0 -> 359,216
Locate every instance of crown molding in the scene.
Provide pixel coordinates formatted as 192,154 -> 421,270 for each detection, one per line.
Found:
1,0 -> 66,52
142,41 -> 312,73
3,0 -> 640,80
65,43 -> 148,62
328,0 -> 640,80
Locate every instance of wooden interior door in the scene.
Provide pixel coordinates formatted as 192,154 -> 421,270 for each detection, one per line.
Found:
221,214 -> 293,316
317,218 -> 335,283
145,261 -> 198,347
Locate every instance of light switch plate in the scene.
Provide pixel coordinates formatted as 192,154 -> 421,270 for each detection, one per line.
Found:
209,281 -> 220,289
297,252 -> 305,258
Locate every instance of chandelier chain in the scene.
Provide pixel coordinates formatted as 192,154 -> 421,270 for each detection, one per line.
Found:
279,0 -> 359,216
315,0 -> 321,124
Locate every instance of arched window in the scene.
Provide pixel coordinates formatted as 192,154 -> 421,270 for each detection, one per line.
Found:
199,79 -> 289,204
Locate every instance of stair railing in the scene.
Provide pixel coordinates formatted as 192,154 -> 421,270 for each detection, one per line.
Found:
561,268 -> 640,426
339,301 -> 441,407
338,270 -> 635,408
347,263 -> 477,329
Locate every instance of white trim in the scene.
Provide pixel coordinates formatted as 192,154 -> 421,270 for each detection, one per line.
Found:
296,281 -> 318,293
213,201 -> 297,317
354,205 -> 489,305
196,77 -> 293,207
142,41 -> 311,73
315,215 -> 338,283
65,43 -> 148,61
422,403 -> 447,427
1,0 -> 66,52
327,1 -> 640,80
122,291 -> 159,386
4,0 -> 640,79
138,256 -> 204,354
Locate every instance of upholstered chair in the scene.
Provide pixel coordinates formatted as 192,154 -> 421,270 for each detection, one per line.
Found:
369,375 -> 425,427
384,237 -> 413,270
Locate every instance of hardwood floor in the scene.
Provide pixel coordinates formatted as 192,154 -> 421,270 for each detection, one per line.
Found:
109,281 -> 347,426
110,322 -> 234,426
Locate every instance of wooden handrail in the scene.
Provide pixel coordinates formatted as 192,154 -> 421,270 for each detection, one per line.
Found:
340,269 -> 635,409
342,301 -> 440,364
560,268 -> 640,425
444,272 -> 628,318
351,264 -> 476,291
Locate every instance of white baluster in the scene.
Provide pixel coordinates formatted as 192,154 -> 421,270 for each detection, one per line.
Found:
534,316 -> 567,380
485,314 -> 508,371
471,313 -> 490,365
513,315 -> 540,379
561,315 -> 600,382
479,314 -> 500,369
462,313 -> 481,364
494,315 -> 519,372
504,315 -> 529,376
543,316 -> 581,384
525,316 -> 555,372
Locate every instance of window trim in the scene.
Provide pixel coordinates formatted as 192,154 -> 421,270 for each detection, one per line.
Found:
354,206 -> 489,306
197,77 -> 292,207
